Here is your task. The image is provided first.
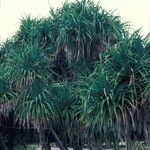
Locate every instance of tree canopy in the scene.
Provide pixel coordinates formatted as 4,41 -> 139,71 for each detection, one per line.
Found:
0,0 -> 150,150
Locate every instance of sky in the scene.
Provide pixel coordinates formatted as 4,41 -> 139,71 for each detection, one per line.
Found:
0,0 -> 150,42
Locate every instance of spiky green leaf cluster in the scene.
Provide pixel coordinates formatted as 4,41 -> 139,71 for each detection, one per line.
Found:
0,0 -> 150,149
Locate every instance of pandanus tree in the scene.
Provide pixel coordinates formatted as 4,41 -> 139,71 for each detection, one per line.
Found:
49,82 -> 85,150
0,43 -> 19,150
51,0 -> 126,62
0,0 -> 150,150
79,31 -> 150,149
3,42 -> 67,150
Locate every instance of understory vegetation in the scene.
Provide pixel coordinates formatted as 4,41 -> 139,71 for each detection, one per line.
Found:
0,0 -> 150,150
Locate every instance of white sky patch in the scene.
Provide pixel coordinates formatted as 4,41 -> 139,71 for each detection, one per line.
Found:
0,0 -> 150,42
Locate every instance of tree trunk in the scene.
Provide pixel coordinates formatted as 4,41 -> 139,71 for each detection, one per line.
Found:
72,134 -> 82,150
144,114 -> 150,146
39,128 -> 50,150
49,126 -> 66,150
0,132 -> 8,150
7,128 -> 15,150
144,124 -> 150,146
7,112 -> 16,150
87,136 -> 102,150
114,141 -> 120,150
125,112 -> 132,150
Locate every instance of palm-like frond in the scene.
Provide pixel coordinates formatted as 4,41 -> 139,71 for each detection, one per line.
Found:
0,69 -> 17,115
0,0 -> 150,148
49,82 -> 78,124
15,85 -> 55,127
6,42 -> 54,91
50,0 -> 127,63
79,31 -> 150,145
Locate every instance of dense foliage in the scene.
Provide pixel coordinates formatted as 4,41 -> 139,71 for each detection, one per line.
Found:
0,0 -> 150,150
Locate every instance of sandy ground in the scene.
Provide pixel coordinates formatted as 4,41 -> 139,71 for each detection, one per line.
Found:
37,148 -> 89,150
37,148 -> 60,150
